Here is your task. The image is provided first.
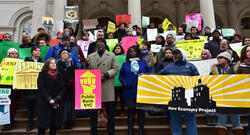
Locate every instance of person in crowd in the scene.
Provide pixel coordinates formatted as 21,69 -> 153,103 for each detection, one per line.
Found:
82,32 -> 90,41
38,39 -> 47,47
20,34 -> 36,48
45,35 -> 82,68
140,40 -> 154,69
201,49 -> 212,60
107,32 -> 114,39
70,35 -> 84,64
149,22 -> 155,29
68,27 -> 78,37
112,44 -> 126,117
37,58 -> 65,135
2,33 -> 12,41
135,27 -> 143,38
191,26 -> 199,38
210,51 -> 243,135
219,39 -> 240,64
158,48 -> 199,135
158,34 -> 176,61
205,29 -> 222,58
180,24 -> 187,33
243,37 -> 250,45
57,49 -> 76,129
177,27 -> 184,35
1,48 -> 22,131
119,45 -> 151,135
86,38 -> 119,135
88,31 -> 110,55
204,26 -> 212,40
132,25 -> 139,36
155,35 -> 166,47
56,31 -> 63,40
168,24 -> 174,31
114,23 -> 127,42
158,24 -> 164,33
23,46 -> 43,131
31,27 -> 44,42
126,29 -> 134,37
64,28 -> 70,35
232,33 -> 242,43
157,48 -> 174,72
184,33 -> 193,40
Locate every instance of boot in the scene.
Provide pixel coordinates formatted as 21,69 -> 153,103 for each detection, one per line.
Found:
138,110 -> 145,135
128,110 -> 135,135
232,127 -> 243,135
216,127 -> 227,135
1,124 -> 12,131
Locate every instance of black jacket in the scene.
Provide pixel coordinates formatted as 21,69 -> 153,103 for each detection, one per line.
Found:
205,39 -> 221,58
19,42 -> 36,48
37,70 -> 65,128
87,42 -> 110,55
114,29 -> 126,42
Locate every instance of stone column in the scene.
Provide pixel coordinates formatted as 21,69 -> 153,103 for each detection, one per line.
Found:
199,0 -> 216,30
31,0 -> 48,37
53,0 -> 67,21
128,0 -> 141,28
227,0 -> 241,33
176,0 -> 185,27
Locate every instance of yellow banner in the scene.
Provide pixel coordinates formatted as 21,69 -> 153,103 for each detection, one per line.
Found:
162,18 -> 176,31
176,39 -> 205,60
13,62 -> 44,89
107,21 -> 116,33
137,75 -> 250,110
0,58 -> 23,85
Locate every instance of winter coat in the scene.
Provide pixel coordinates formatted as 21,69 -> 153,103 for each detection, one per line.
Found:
87,42 -> 110,55
157,57 -> 174,72
158,44 -> 177,61
114,29 -> 126,42
45,43 -> 82,68
142,50 -> 154,69
235,61 -> 250,74
205,39 -> 221,58
37,70 -> 65,128
88,50 -> 119,102
210,63 -> 235,75
57,59 -> 76,101
119,60 -> 151,99
21,57 -> 43,100
19,42 -> 36,48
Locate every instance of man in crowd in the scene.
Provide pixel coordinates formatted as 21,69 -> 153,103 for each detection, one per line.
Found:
87,38 -> 118,135
20,34 -> 36,48
205,29 -> 222,58
219,39 -> 240,64
2,33 -> 12,41
88,31 -> 110,55
243,37 -> 250,45
158,34 -> 176,61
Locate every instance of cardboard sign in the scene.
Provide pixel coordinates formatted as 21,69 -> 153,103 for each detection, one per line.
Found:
222,28 -> 235,37
114,55 -> 126,87
121,36 -> 138,54
186,13 -> 202,30
64,6 -> 79,23
176,35 -> 185,41
162,18 -> 176,31
137,74 -> 250,114
151,44 -> 162,53
189,59 -> 218,75
160,30 -> 177,39
42,17 -> 54,27
116,14 -> 131,25
142,16 -> 150,28
75,70 -> 101,110
107,21 -> 116,33
13,62 -> 44,89
0,105 -> 10,125
0,88 -> 11,105
49,39 -> 62,46
230,42 -> 243,55
147,28 -> 158,41
82,19 -> 98,30
176,39 -> 205,60
77,40 -> 92,58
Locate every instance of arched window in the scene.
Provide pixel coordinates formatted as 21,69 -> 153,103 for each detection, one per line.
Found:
241,17 -> 250,29
22,19 -> 32,35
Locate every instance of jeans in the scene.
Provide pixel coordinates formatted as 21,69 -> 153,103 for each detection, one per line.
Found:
217,114 -> 241,128
170,112 -> 198,135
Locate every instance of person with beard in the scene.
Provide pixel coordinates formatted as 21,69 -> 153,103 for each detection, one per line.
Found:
86,38 -> 119,135
219,39 -> 240,64
20,34 -> 36,48
158,34 -> 176,61
205,29 -> 222,58
155,35 -> 165,47
114,23 -> 127,42
158,48 -> 199,135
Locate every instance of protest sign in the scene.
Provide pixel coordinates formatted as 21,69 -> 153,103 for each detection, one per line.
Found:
106,39 -> 118,52
137,74 -> 250,114
0,33 -> 3,39
121,36 -> 138,54
107,21 -> 116,33
142,16 -> 150,28
190,59 -> 218,75
18,46 -> 50,61
162,18 -> 176,31
114,55 -> 126,87
77,40 -> 92,58
199,36 -> 209,43
116,14 -> 131,25
0,41 -> 19,62
75,70 -> 101,110
0,88 -> 11,105
0,58 -> 23,85
0,105 -> 10,125
64,6 -> 79,23
82,19 -> 98,30
160,30 -> 177,39
176,35 -> 185,41
151,44 -> 162,53
176,39 -> 205,60
13,62 -> 44,89
222,28 -> 235,37
230,42 -> 243,55
147,28 -> 158,41
137,38 -> 144,48
49,39 -> 62,46
42,17 -> 54,27
186,13 -> 202,30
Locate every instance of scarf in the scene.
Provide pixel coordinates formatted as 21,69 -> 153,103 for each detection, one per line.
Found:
61,58 -> 73,68
141,50 -> 148,55
129,58 -> 140,74
48,70 -> 58,80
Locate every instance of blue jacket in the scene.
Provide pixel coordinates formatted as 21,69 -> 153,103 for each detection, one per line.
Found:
158,60 -> 199,76
45,43 -> 81,67
119,60 -> 151,99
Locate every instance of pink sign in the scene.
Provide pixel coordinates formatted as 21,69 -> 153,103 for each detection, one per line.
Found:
186,13 -> 202,30
77,40 -> 93,58
75,70 -> 101,110
121,36 -> 138,54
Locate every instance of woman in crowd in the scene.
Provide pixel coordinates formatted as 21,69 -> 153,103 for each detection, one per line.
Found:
119,45 -> 151,135
157,48 -> 174,72
57,49 -> 76,129
1,48 -> 22,131
113,44 -> 126,117
232,33 -> 242,43
201,49 -> 212,60
185,33 -> 193,40
155,35 -> 165,47
23,46 -> 43,131
37,58 -> 65,135
107,32 -> 114,39
140,40 -> 154,69
210,51 -> 243,135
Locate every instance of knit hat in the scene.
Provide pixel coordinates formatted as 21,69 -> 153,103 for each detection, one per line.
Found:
217,51 -> 232,62
7,48 -> 18,56
212,29 -> 221,35
202,49 -> 212,59
62,34 -> 70,41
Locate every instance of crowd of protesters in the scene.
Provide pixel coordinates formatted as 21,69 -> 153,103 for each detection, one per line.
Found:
0,20 -> 250,135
